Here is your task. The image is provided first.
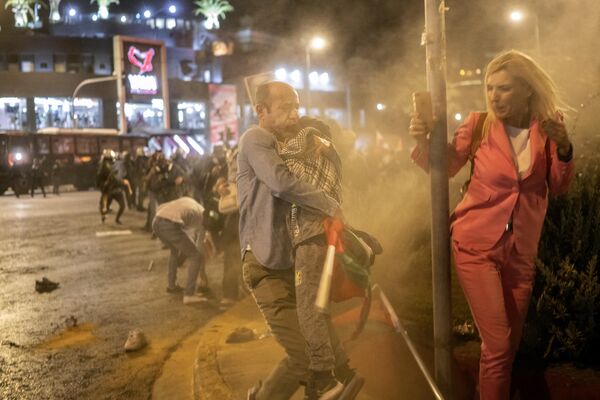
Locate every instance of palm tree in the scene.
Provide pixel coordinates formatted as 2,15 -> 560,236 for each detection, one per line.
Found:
49,0 -> 61,23
194,0 -> 234,30
5,0 -> 36,28
90,0 -> 119,20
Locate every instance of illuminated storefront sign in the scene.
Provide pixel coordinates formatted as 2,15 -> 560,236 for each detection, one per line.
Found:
114,36 -> 170,133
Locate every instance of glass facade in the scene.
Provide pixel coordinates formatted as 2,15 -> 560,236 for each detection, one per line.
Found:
176,102 -> 206,130
35,97 -> 102,129
123,101 -> 164,132
0,98 -> 27,130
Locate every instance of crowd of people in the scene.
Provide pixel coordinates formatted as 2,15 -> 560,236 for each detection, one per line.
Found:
95,143 -> 243,309
12,48 -> 574,400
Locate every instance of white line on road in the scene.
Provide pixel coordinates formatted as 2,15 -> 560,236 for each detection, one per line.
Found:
95,230 -> 133,237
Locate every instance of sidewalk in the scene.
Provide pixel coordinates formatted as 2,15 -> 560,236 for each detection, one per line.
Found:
188,295 -> 443,400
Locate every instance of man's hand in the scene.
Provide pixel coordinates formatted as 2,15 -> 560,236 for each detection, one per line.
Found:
175,176 -> 184,186
542,117 -> 571,156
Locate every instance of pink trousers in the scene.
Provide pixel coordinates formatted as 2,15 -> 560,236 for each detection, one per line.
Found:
452,231 -> 536,400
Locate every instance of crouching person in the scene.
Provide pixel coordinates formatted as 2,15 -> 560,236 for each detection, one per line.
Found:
152,196 -> 209,305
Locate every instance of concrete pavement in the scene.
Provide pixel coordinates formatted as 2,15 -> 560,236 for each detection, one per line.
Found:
153,292 -> 463,400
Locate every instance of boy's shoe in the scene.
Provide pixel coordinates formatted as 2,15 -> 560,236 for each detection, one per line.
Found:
219,297 -> 236,310
335,363 -> 364,400
183,294 -> 210,304
247,380 -> 261,400
305,370 -> 344,400
166,285 -> 184,294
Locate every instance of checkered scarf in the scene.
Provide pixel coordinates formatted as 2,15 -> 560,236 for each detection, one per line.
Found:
278,126 -> 342,203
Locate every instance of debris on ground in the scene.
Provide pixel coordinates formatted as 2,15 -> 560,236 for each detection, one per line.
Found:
225,327 -> 257,343
35,277 -> 60,293
1,340 -> 21,348
147,260 -> 154,272
65,315 -> 78,328
124,329 -> 147,352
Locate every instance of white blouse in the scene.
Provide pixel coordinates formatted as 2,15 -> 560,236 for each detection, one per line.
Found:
505,124 -> 531,179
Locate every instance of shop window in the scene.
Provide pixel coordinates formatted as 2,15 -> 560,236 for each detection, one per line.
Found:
176,102 -> 206,130
52,137 -> 75,154
0,98 -> 27,130
124,102 -> 164,133
35,97 -> 102,129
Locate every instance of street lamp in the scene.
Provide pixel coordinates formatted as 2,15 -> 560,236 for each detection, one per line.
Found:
305,36 -> 327,116
508,8 -> 541,55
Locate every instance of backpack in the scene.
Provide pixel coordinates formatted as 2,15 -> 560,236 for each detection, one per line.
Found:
461,112 -> 487,195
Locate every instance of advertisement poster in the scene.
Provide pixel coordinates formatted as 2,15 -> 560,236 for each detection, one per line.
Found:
209,84 -> 238,144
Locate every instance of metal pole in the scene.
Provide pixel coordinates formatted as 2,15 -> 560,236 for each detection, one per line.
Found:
375,284 -> 445,400
71,75 -> 119,129
423,1 -> 452,398
305,46 -> 312,115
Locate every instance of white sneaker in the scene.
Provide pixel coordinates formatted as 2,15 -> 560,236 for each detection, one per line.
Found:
183,294 -> 210,305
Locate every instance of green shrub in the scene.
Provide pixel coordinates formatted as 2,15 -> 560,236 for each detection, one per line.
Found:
522,155 -> 600,363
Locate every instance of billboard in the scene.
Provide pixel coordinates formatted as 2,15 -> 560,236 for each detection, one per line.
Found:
208,84 -> 238,144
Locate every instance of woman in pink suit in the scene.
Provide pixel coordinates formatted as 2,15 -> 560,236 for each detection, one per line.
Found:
409,50 -> 574,400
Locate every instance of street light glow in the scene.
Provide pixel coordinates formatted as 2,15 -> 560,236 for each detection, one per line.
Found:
168,5 -> 177,14
310,36 -> 326,50
454,113 -> 463,121
92,14 -> 98,21
376,103 -> 386,111
143,9 -> 152,18
510,10 -> 524,22
120,15 -> 127,23
68,8 -> 77,17
275,68 -> 287,80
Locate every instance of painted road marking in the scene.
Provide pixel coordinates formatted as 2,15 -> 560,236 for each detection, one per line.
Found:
95,230 -> 133,237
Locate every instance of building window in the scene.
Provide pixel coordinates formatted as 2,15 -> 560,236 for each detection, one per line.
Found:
0,98 -> 27,130
54,55 -> 66,73
123,101 -> 164,132
176,102 -> 206,130
20,55 -> 35,72
35,97 -> 102,129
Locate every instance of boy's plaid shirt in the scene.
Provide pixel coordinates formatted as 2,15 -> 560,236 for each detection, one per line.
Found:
278,126 -> 342,203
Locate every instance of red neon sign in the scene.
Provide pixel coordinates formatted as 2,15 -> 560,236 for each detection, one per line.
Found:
127,46 -> 155,74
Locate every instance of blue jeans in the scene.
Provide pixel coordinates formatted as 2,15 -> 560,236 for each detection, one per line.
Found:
153,217 -> 205,296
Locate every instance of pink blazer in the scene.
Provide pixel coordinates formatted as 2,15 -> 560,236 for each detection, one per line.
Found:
412,112 -> 574,256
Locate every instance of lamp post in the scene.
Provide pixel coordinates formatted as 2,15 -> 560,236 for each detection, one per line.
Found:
305,36 -> 326,116
508,8 -> 541,55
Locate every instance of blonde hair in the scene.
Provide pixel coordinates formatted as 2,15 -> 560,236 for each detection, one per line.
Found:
482,50 -> 563,134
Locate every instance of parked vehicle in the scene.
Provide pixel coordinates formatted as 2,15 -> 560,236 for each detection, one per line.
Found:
0,129 -> 148,195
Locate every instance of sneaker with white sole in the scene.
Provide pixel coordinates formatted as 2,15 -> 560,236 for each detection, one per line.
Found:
305,370 -> 344,400
183,294 -> 210,304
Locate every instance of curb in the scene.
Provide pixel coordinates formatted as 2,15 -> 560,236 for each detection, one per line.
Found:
193,296 -> 264,400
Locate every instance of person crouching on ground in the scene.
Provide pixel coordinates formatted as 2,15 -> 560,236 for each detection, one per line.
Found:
152,196 -> 210,305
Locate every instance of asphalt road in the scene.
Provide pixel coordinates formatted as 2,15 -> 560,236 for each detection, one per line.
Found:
0,191 -> 223,400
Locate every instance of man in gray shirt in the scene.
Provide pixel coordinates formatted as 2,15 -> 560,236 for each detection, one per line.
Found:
239,82 -> 358,400
153,196 -> 208,305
